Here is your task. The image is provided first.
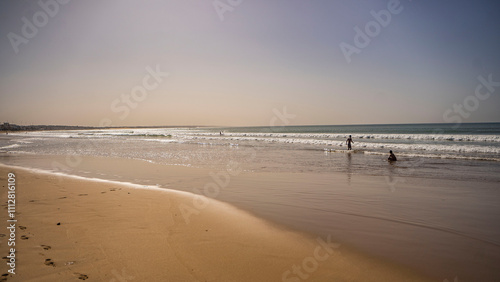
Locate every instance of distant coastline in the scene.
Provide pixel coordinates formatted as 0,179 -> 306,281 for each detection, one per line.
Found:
0,123 -> 203,132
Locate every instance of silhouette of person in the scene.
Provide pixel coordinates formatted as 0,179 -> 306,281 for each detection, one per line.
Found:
388,150 -> 397,162
346,135 -> 354,150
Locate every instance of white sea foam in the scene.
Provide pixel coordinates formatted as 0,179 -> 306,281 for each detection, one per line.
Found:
354,141 -> 500,154
185,132 -> 500,143
363,151 -> 500,162
0,163 -> 195,197
143,138 -> 177,143
25,128 -> 500,143
11,128 -> 500,161
0,144 -> 21,150
174,135 -> 500,154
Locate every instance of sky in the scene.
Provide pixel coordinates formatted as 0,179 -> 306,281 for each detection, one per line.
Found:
1,0 -> 499,127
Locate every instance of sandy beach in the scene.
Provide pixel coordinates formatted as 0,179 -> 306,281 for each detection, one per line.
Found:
0,164 -> 434,281
2,0 -> 499,280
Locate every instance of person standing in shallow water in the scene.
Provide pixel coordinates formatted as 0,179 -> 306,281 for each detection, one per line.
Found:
388,150 -> 397,162
346,135 -> 354,150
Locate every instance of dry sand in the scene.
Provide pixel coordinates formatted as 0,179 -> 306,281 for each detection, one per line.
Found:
0,165 -> 432,281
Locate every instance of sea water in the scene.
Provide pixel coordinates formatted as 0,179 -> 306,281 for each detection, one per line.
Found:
1,123 -> 499,183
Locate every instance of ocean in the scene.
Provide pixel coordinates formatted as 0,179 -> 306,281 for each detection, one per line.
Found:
1,122 -> 500,280
1,123 -> 499,183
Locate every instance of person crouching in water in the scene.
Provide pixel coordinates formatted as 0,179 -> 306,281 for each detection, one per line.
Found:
388,150 -> 397,162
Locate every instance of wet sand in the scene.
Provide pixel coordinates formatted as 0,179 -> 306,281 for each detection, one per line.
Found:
0,164 -> 432,281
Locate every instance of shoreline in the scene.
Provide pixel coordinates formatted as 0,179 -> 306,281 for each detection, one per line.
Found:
1,153 -> 500,280
0,164 -> 433,281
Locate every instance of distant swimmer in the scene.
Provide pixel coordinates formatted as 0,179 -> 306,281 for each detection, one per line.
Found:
388,150 -> 397,162
346,135 -> 354,150
220,131 -> 223,136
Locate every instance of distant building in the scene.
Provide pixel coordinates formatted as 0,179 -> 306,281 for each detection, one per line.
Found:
1,123 -> 21,131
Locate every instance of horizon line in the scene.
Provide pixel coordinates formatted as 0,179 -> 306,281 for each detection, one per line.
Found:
2,121 -> 500,130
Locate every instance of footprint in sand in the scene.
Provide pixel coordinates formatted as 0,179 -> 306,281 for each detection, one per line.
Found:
41,245 -> 51,250
78,194 -> 88,196
20,235 -> 29,240
0,234 -> 5,238
44,258 -> 55,267
1,273 -> 8,282
19,226 -> 27,230
75,273 -> 89,280
58,196 -> 67,199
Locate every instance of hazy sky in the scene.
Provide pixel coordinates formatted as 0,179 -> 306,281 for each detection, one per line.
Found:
1,0 -> 499,126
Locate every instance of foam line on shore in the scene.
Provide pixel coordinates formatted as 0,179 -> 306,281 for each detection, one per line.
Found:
0,163 -> 195,198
